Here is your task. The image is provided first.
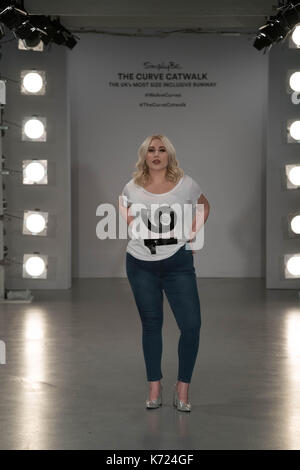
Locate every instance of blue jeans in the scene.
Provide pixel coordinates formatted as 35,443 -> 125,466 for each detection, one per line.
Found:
126,244 -> 201,383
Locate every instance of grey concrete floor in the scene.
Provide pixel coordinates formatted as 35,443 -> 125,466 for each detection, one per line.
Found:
0,278 -> 300,450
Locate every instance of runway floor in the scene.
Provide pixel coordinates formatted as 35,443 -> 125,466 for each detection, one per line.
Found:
0,277 -> 299,450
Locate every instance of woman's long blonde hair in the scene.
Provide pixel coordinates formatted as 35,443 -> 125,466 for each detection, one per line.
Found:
132,134 -> 184,187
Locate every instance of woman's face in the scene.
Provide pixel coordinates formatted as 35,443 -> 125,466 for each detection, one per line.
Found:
145,138 -> 169,172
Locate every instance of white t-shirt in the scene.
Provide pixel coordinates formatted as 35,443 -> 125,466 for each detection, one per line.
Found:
121,174 -> 203,261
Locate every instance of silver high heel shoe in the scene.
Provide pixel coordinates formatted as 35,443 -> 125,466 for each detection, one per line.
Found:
146,384 -> 163,409
173,383 -> 192,412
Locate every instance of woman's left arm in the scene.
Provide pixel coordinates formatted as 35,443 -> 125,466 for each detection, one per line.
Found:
188,194 -> 210,252
194,193 -> 210,228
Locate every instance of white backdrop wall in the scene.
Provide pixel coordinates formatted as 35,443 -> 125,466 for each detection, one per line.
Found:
68,33 -> 268,278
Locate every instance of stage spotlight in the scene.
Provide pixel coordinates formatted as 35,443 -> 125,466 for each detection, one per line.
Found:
0,5 -> 26,30
28,15 -> 77,49
15,21 -> 41,48
284,254 -> 300,278
23,210 -> 48,236
291,215 -> 300,234
291,23 -> 300,45
253,18 -> 291,50
27,16 -> 52,46
22,117 -> 46,141
0,4 -> 77,49
288,120 -> 300,141
23,160 -> 47,184
44,17 -> 77,49
253,2 -> 300,51
23,254 -> 48,279
253,32 -> 271,50
21,70 -> 46,95
286,164 -> 300,187
289,71 -> 300,91
0,4 -> 45,47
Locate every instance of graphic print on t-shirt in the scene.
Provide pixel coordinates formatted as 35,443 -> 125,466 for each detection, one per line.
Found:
141,204 -> 176,237
121,174 -> 203,261
139,204 -> 179,254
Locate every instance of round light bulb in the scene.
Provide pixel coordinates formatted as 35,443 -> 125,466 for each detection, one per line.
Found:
22,72 -> 43,93
25,256 -> 46,277
25,213 -> 46,234
286,256 -> 300,276
292,25 -> 300,46
289,72 -> 300,92
24,119 -> 44,139
288,166 -> 300,186
289,121 -> 300,141
24,162 -> 45,183
291,216 -> 300,234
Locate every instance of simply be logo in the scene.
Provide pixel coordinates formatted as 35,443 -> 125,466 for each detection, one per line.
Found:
96,199 -> 205,251
0,340 -> 6,365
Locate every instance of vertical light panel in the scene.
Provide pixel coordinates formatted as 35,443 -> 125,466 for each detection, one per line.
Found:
0,41 -> 71,289
267,41 -> 300,288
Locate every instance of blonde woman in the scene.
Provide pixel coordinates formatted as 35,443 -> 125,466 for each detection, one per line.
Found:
119,134 -> 210,411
